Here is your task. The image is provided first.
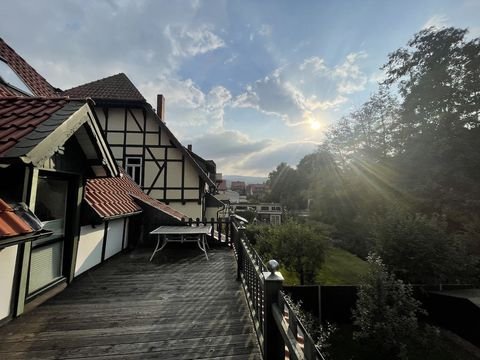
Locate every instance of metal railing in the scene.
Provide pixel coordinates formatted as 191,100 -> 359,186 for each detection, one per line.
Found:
181,217 -> 231,243
230,216 -> 327,360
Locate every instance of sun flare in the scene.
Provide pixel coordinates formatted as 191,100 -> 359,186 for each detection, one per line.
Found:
310,120 -> 321,130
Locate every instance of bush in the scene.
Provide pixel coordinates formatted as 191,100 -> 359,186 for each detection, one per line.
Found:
256,220 -> 329,285
372,209 -> 467,284
353,254 -> 428,359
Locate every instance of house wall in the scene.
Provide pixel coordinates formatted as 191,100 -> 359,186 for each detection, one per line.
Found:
104,219 -> 125,260
0,245 -> 18,321
205,206 -> 219,221
74,218 -> 130,277
75,226 -> 104,277
96,106 -> 203,218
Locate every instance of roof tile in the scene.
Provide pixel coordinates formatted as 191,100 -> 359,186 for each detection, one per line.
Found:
0,199 -> 33,238
0,97 -> 70,157
63,73 -> 146,102
0,38 -> 58,97
84,170 -> 187,221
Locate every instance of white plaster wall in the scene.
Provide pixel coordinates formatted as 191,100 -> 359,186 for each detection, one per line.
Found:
168,202 -> 202,219
75,225 -> 104,277
105,219 -> 124,259
205,207 -> 220,221
0,245 -> 18,320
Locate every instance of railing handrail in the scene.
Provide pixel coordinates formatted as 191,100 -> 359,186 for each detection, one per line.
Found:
231,216 -> 326,360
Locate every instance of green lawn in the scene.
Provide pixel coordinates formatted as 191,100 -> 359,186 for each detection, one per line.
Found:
316,247 -> 370,285
281,246 -> 370,285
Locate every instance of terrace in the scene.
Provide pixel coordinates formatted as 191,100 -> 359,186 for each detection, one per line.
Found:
0,220 -> 323,360
0,244 -> 261,359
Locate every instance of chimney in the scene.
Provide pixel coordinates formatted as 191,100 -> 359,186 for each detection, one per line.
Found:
187,144 -> 192,151
157,94 -> 165,122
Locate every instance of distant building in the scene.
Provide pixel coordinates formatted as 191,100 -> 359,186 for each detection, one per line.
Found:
216,190 -> 240,204
231,203 -> 283,225
231,181 -> 246,195
216,173 -> 227,192
246,183 -> 267,197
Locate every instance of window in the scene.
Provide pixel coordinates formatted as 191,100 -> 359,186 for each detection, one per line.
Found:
271,215 -> 281,225
260,206 -> 269,211
272,206 -> 282,211
125,157 -> 142,185
0,59 -> 33,95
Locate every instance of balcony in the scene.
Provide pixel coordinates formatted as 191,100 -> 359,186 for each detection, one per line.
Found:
0,244 -> 262,359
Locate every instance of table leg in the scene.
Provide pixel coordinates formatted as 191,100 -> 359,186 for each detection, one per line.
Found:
150,234 -> 168,261
197,234 -> 209,260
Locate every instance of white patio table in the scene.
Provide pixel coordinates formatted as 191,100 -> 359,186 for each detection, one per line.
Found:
149,225 -> 212,261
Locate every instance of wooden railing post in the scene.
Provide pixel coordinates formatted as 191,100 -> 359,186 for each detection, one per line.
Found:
263,260 -> 285,360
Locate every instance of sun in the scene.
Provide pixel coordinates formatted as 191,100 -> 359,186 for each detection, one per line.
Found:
310,120 -> 321,130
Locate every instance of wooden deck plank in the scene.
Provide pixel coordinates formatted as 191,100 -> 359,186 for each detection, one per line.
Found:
0,245 -> 261,359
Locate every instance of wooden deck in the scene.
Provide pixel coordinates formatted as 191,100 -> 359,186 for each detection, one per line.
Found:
0,244 -> 262,359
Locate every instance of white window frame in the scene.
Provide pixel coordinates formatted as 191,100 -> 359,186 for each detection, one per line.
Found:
125,156 -> 142,185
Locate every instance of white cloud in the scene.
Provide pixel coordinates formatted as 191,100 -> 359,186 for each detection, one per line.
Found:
139,78 -> 232,134
423,14 -> 449,29
235,141 -> 319,175
233,52 -> 368,128
164,24 -> 225,57
258,24 -> 272,37
299,57 -> 327,73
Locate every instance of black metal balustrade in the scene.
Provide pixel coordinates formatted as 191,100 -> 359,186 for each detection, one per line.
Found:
230,216 -> 327,360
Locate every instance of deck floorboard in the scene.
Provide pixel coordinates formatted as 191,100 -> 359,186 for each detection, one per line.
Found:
0,244 -> 262,359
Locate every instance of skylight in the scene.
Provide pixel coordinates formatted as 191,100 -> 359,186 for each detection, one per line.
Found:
0,59 -> 34,95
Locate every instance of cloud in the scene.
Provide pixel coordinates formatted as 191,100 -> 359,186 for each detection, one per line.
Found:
423,14 -> 449,29
233,52 -> 367,127
139,78 -> 232,135
235,141 -> 319,175
300,57 -> 327,73
258,24 -> 272,37
164,24 -> 225,57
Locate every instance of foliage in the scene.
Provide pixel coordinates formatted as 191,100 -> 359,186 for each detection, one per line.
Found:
372,209 -> 469,284
352,254 -> 429,359
284,294 -> 337,358
265,162 -> 306,210
256,221 -> 329,285
263,26 -> 480,281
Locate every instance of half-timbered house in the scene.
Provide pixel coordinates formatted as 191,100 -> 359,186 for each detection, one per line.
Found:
62,75 -> 221,220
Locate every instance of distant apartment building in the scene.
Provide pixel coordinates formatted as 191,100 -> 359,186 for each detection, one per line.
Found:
231,181 -> 246,195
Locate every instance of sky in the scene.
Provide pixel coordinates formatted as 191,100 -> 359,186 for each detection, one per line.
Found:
1,0 -> 479,176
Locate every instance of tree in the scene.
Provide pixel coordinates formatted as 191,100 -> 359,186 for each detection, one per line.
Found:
265,162 -> 305,210
372,209 -> 466,284
353,254 -> 426,359
257,221 -> 328,285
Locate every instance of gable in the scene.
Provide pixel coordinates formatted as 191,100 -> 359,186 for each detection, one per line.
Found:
0,97 -> 118,177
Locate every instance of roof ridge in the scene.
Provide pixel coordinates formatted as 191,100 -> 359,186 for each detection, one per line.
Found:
62,73 -> 127,92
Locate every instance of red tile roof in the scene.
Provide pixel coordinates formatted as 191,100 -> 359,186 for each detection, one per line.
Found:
0,83 -> 25,97
0,97 -> 70,157
0,38 -> 58,97
0,198 -> 34,238
84,171 -> 187,221
63,73 -> 146,102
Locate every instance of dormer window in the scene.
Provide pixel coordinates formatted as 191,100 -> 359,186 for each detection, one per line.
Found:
0,58 -> 34,95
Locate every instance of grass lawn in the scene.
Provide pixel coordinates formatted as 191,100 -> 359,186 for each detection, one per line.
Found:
281,246 -> 370,285
316,247 -> 370,285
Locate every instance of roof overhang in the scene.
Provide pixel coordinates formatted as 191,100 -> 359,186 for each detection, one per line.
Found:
22,103 -> 119,177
